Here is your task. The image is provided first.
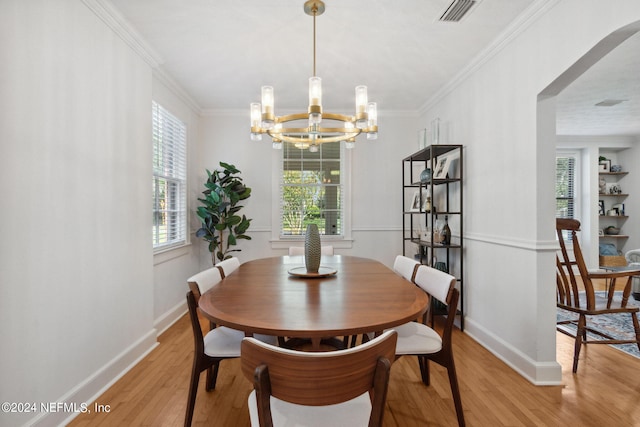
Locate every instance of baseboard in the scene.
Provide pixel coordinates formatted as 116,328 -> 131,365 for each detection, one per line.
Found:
154,299 -> 188,336
464,317 -> 562,386
27,329 -> 158,427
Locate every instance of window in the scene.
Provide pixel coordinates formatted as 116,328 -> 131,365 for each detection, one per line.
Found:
556,152 -> 580,241
280,141 -> 344,237
152,101 -> 187,250
555,154 -> 576,219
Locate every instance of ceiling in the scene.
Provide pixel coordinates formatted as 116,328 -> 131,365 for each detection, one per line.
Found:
108,0 -> 639,137
556,31 -> 640,137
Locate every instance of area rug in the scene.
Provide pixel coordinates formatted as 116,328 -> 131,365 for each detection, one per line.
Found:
556,292 -> 640,359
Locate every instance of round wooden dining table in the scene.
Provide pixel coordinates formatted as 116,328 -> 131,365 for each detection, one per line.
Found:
198,255 -> 429,350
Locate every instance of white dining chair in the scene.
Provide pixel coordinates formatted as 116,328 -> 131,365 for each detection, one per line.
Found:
187,266 -> 223,300
215,256 -> 241,278
185,266 -> 278,427
241,330 -> 397,427
350,255 -> 421,348
393,254 -> 421,282
390,264 -> 465,426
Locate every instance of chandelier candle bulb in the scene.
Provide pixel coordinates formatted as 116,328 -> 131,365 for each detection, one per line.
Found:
367,101 -> 378,139
261,86 -> 275,129
308,76 -> 323,124
250,103 -> 262,140
355,85 -> 368,128
250,102 -> 261,126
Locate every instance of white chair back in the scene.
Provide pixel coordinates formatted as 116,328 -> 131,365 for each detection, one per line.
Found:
413,264 -> 456,304
393,255 -> 420,282
216,256 -> 241,278
187,267 -> 223,296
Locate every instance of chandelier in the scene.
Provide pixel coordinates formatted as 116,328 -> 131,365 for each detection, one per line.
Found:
250,0 -> 378,151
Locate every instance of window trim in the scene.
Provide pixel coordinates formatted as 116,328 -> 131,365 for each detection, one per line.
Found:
271,142 -> 352,249
152,101 -> 188,252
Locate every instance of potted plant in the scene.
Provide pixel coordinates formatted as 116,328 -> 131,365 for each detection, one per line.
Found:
195,162 -> 252,265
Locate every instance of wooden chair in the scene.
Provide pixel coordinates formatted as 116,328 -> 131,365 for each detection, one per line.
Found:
391,264 -> 465,427
393,254 -> 420,282
352,255 -> 421,347
215,256 -> 241,278
187,266 -> 223,302
288,245 -> 334,256
184,290 -> 241,426
185,268 -> 278,427
240,330 -> 397,427
555,218 -> 640,373
187,267 -> 224,331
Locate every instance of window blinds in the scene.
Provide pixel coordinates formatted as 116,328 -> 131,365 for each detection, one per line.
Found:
152,101 -> 187,250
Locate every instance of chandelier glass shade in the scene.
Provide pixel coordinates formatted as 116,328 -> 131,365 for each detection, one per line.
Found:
250,0 -> 378,151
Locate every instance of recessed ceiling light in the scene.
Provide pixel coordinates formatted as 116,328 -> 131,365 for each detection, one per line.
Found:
595,99 -> 627,107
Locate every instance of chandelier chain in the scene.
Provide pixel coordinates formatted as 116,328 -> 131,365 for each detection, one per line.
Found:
313,9 -> 317,77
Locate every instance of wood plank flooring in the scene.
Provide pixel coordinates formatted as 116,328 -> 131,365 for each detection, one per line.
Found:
68,308 -> 640,427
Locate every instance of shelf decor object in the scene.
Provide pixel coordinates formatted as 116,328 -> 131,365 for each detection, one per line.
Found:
420,168 -> 432,183
288,266 -> 337,278
304,223 -> 321,273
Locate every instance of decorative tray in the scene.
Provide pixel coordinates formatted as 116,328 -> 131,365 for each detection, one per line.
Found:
287,266 -> 337,278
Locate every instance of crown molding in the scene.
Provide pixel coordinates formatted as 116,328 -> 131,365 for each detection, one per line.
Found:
418,0 -> 560,115
152,68 -> 202,114
81,0 -> 164,68
82,0 -> 202,114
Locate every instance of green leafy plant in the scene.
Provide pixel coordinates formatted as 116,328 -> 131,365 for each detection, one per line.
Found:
195,162 -> 252,264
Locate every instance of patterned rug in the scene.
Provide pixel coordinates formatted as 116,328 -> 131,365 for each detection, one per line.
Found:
557,292 -> 640,359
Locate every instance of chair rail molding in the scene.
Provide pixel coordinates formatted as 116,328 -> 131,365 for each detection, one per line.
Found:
465,231 -> 559,252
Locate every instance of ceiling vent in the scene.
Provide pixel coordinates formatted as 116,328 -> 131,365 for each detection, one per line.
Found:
595,99 -> 627,107
439,0 -> 478,22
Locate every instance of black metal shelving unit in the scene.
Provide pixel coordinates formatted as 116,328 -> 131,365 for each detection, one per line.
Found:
402,144 -> 464,329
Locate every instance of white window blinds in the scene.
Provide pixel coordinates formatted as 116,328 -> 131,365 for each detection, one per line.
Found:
152,101 -> 187,250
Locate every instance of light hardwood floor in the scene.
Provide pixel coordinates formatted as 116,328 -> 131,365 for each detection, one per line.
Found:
68,307 -> 640,427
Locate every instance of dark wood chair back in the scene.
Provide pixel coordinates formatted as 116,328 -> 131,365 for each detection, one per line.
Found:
555,218 -> 640,372
556,218 -> 599,310
240,330 -> 397,427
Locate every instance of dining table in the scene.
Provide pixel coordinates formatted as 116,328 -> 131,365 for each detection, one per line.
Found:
198,255 -> 429,350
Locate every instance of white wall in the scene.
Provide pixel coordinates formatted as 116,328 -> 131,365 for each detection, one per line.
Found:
196,111 -> 419,268
0,1 -> 201,426
418,0 -> 640,384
